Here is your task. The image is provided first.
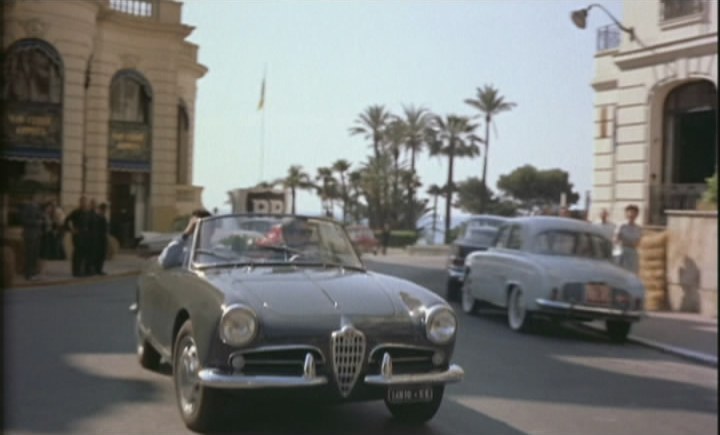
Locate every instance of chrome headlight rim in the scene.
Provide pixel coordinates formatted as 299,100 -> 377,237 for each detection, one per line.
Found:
424,305 -> 457,345
219,304 -> 258,347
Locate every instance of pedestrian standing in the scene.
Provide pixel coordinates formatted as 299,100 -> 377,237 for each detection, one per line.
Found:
92,203 -> 109,275
20,193 -> 44,281
614,204 -> 643,274
381,223 -> 391,256
39,201 -> 55,261
52,201 -> 67,260
65,196 -> 93,277
595,209 -> 616,240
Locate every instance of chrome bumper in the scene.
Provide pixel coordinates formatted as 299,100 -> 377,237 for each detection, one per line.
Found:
363,352 -> 464,386
198,369 -> 328,389
535,298 -> 643,320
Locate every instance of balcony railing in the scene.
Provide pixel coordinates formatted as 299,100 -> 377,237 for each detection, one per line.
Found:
596,24 -> 621,52
660,0 -> 703,21
109,0 -> 156,18
649,183 -> 707,226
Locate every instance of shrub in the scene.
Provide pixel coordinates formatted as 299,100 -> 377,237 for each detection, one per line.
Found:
702,172 -> 717,205
374,230 -> 419,247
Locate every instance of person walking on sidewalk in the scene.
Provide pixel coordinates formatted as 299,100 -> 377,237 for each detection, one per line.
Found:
614,204 -> 643,274
20,193 -> 45,281
91,202 -> 109,275
65,196 -> 93,277
381,223 -> 391,256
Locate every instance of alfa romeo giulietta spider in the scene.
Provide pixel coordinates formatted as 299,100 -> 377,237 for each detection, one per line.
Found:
132,214 -> 464,432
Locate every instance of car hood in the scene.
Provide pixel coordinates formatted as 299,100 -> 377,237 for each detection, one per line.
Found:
532,254 -> 643,291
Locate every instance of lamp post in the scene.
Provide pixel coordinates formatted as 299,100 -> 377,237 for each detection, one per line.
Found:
571,3 -> 636,42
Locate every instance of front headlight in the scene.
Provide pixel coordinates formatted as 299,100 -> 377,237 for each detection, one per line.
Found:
425,305 -> 457,344
219,305 -> 258,346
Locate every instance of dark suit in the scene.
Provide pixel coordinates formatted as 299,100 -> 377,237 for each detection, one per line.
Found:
91,211 -> 108,274
65,208 -> 92,277
21,202 -> 44,279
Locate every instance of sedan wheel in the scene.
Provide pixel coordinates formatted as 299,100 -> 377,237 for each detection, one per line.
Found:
606,320 -> 632,343
507,286 -> 534,332
173,320 -> 222,432
385,386 -> 444,425
461,280 -> 478,315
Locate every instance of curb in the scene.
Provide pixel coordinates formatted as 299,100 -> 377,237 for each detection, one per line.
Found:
7,270 -> 141,290
583,323 -> 718,367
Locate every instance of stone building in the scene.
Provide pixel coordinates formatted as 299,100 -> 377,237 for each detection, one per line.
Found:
590,0 -> 717,226
2,0 -> 206,247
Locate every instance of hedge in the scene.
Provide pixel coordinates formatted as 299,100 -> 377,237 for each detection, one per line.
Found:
373,230 -> 419,247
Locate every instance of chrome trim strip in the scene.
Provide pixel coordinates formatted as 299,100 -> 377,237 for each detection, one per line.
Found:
364,365 -> 464,385
197,369 -> 328,389
535,298 -> 643,318
447,268 -> 465,279
228,344 -> 326,365
367,343 -> 437,363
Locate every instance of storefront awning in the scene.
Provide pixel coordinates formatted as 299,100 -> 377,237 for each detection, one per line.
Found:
0,148 -> 61,162
109,160 -> 151,172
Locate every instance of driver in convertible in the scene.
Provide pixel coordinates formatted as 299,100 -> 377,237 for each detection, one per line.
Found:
158,209 -> 211,268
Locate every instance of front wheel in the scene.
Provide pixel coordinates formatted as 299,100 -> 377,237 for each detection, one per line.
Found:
606,320 -> 632,343
173,320 -> 223,432
385,386 -> 444,425
507,286 -> 534,332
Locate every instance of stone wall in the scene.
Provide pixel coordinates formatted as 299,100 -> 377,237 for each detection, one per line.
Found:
665,210 -> 717,318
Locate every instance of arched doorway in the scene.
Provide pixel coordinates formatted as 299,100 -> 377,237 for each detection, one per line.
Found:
1,38 -> 63,225
108,69 -> 152,248
651,80 -> 717,224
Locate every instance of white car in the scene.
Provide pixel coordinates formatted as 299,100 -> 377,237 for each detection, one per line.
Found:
461,216 -> 645,342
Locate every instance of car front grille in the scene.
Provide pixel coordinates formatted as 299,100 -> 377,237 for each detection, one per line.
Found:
331,326 -> 366,398
367,346 -> 436,374
230,347 -> 324,377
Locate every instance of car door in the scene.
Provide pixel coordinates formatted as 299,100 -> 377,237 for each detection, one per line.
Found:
488,224 -> 524,307
470,224 -> 510,304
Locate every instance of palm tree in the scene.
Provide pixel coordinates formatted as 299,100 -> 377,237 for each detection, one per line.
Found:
359,154 -> 393,229
316,166 -> 337,217
464,84 -> 516,212
274,165 -> 313,214
332,159 -> 352,222
428,115 -> 481,243
401,105 -> 431,228
384,119 -> 407,225
349,105 -> 392,159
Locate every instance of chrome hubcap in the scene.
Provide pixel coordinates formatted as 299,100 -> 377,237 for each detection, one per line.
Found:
509,288 -> 525,329
176,338 -> 201,416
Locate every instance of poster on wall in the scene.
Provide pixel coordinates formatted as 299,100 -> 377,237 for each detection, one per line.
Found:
2,103 -> 62,155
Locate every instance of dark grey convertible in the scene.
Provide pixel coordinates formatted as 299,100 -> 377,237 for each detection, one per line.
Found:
133,214 -> 464,432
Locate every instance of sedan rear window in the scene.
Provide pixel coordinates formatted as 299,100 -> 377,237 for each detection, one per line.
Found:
535,230 -> 612,260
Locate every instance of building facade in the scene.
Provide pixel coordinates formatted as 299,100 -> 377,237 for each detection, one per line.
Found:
590,0 -> 717,226
2,0 -> 206,247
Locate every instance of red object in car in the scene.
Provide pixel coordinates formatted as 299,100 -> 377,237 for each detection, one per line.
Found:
257,224 -> 284,246
346,225 -> 379,255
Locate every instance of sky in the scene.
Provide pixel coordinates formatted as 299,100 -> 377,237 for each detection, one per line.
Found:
182,0 -> 624,216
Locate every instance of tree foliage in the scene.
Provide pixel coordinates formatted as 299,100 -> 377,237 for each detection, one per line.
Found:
496,165 -> 579,209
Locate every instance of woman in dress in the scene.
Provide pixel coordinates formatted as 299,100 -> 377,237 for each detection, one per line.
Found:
614,204 -> 642,274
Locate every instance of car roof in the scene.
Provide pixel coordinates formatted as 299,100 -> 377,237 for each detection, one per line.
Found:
503,216 -> 608,237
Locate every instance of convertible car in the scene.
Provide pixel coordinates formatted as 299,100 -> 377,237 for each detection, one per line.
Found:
133,214 -> 464,431
461,217 -> 644,342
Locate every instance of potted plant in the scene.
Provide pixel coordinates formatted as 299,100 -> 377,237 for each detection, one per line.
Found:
697,172 -> 717,211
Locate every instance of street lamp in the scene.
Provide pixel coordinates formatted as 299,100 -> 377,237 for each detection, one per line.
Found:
571,3 -> 635,42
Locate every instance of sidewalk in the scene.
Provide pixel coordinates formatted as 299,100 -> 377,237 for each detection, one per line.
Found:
8,252 -> 147,289
368,250 -> 718,366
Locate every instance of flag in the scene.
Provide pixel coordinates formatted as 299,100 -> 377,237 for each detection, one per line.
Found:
257,75 -> 265,111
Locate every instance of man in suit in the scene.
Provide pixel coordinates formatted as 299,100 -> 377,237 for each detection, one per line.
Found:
65,196 -> 92,277
92,203 -> 109,275
20,192 -> 45,280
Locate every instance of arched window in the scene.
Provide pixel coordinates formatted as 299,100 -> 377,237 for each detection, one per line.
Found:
108,70 -> 152,170
3,38 -> 63,104
662,80 -> 717,184
176,101 -> 190,184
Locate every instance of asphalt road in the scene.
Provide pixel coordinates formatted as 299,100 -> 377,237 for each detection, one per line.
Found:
3,261 -> 717,435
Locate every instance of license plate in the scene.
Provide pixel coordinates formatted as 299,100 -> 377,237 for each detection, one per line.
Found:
387,386 -> 434,404
585,283 -> 611,305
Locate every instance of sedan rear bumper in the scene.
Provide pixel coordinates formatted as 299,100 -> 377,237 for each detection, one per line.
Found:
535,298 -> 643,321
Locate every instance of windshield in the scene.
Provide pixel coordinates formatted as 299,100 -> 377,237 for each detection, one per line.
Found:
465,218 -> 504,230
534,230 -> 612,260
191,215 -> 364,269
464,229 -> 497,245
